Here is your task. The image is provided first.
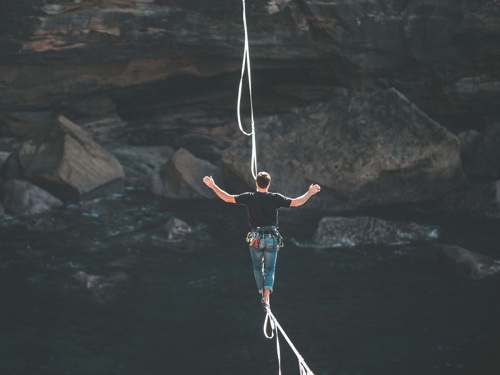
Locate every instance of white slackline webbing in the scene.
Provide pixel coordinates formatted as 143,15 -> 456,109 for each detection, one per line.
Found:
264,306 -> 316,375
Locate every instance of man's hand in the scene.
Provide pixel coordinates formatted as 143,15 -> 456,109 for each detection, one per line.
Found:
203,176 -> 215,189
290,183 -> 321,207
308,184 -> 321,196
202,176 -> 236,203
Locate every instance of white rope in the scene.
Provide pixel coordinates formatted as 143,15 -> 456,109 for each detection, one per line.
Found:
264,306 -> 316,375
237,0 -> 258,180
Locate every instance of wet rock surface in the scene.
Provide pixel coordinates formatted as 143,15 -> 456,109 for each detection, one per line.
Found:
3,179 -> 63,215
313,215 -> 438,247
441,245 -> 500,280
164,217 -> 192,240
112,145 -> 174,190
73,270 -> 129,304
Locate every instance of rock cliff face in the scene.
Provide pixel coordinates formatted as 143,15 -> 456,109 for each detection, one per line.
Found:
224,88 -> 464,208
1,0 -> 499,213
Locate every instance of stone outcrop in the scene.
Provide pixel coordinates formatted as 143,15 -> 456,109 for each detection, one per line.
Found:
1,1 -> 498,132
164,217 -> 192,240
224,89 -> 464,209
62,97 -> 127,150
112,145 -> 173,190
18,116 -> 124,201
313,216 -> 438,247
159,148 -> 223,199
73,270 -> 128,304
3,179 -> 63,215
442,245 -> 500,280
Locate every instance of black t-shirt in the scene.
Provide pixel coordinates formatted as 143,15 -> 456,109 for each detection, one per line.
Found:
235,192 -> 292,228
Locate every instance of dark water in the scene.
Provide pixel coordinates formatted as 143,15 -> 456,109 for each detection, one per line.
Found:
1,189 -> 499,375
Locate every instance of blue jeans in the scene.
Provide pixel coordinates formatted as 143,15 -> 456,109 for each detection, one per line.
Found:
249,234 -> 279,293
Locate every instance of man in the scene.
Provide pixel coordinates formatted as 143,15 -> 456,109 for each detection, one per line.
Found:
203,172 -> 321,309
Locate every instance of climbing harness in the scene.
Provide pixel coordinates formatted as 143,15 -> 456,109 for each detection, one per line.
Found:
263,306 -> 316,375
246,226 -> 284,248
237,0 -> 258,180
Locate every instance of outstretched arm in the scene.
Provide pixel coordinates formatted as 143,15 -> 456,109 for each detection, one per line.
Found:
202,176 -> 236,203
290,184 -> 321,207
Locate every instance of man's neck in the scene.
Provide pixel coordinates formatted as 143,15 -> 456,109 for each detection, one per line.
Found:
256,187 -> 268,193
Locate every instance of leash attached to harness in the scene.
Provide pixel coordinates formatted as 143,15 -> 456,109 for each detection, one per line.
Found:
263,306 -> 316,375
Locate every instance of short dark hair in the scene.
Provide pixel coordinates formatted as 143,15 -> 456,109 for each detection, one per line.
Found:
256,172 -> 271,188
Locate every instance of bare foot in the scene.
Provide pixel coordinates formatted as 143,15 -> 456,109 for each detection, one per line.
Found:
263,288 -> 271,306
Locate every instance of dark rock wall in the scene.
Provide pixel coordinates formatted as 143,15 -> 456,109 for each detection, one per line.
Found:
1,0 -> 499,212
1,1 -> 498,125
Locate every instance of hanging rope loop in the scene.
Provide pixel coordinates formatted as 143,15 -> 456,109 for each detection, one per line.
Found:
237,0 -> 258,180
263,310 -> 275,339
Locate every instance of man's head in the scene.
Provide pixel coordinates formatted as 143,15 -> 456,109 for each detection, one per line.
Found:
256,172 -> 271,189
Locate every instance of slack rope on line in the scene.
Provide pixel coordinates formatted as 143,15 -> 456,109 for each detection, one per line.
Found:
264,306 -> 316,375
237,0 -> 258,180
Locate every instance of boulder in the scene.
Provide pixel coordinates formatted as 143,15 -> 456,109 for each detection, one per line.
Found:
63,97 -> 126,149
18,116 -> 124,201
73,270 -> 128,304
3,179 -> 63,215
112,145 -> 174,190
313,216 -> 438,247
171,133 -> 228,164
224,89 -> 464,209
164,217 -> 192,240
442,245 -> 500,279
159,148 -> 223,199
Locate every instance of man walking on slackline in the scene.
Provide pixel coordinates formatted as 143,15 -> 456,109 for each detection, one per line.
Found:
203,172 -> 321,308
